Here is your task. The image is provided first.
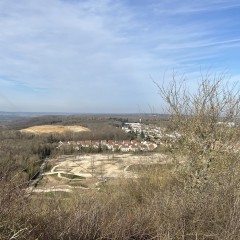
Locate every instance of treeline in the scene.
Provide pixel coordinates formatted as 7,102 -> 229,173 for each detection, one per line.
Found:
0,128 -> 57,182
7,114 -> 127,129
7,114 -> 170,129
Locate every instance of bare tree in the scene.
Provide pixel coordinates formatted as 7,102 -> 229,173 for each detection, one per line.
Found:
155,71 -> 240,188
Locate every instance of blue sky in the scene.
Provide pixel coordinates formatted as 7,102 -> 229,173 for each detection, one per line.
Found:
0,0 -> 240,113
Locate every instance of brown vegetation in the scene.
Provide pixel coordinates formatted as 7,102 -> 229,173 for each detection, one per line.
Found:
1,74 -> 240,239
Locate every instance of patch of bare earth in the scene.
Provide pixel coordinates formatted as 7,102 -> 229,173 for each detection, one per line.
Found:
20,125 -> 90,134
32,153 -> 170,194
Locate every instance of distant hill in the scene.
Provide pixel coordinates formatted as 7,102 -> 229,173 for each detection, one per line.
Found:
0,111 -> 74,117
0,111 -> 74,126
0,112 -> 170,129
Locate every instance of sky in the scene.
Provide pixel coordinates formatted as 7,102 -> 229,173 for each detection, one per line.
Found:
0,0 -> 240,113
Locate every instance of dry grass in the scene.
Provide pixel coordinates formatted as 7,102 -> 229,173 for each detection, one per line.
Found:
3,159 -> 240,240
20,125 -> 91,134
2,75 -> 240,239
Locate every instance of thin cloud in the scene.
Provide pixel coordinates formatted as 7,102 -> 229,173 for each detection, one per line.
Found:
0,0 -> 239,112
156,38 -> 240,51
152,0 -> 240,15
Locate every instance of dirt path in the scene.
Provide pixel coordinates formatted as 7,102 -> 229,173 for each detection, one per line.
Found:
34,153 -> 169,193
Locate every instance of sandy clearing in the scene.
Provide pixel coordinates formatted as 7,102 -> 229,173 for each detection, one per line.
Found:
34,153 -> 170,193
51,153 -> 169,179
20,125 -> 90,134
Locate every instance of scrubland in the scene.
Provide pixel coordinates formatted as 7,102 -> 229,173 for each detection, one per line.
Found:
1,75 -> 240,239
1,149 -> 240,240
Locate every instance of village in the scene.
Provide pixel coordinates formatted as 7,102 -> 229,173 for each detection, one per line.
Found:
56,122 -> 168,153
57,139 -> 158,152
122,122 -> 164,144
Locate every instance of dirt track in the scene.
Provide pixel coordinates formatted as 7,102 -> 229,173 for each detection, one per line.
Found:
32,153 -> 169,193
